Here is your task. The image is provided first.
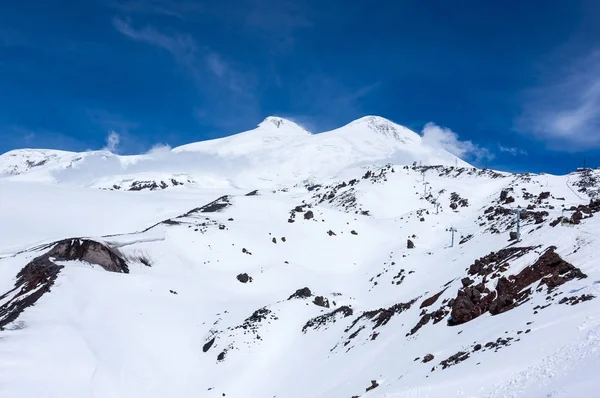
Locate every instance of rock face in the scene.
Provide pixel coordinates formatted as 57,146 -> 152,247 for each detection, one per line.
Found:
0,239 -> 128,329
422,354 -> 434,363
366,380 -> 379,392
407,239 -> 415,249
288,287 -> 312,300
236,273 -> 252,283
313,296 -> 330,308
49,239 -> 129,273
449,247 -> 587,325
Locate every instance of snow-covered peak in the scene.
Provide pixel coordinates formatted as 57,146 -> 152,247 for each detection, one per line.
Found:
256,116 -> 311,134
343,115 -> 420,143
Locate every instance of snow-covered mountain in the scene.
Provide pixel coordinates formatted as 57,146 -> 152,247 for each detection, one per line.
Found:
1,118 -> 600,398
0,116 -> 468,189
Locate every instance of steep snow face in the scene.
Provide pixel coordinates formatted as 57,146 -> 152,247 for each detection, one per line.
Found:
0,116 -> 467,189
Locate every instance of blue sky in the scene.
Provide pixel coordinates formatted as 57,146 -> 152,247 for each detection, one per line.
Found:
1,0 -> 599,173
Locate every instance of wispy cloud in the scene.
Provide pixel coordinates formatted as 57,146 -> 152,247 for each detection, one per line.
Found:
421,123 -> 493,161
499,145 -> 527,156
113,17 -> 254,95
109,0 -> 204,19
113,17 -> 197,68
517,49 -> 600,150
104,130 -> 121,152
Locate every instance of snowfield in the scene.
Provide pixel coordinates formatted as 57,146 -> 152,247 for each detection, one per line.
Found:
1,116 -> 600,398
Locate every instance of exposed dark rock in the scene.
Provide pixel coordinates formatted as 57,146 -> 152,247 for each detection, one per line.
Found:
302,306 -> 353,332
313,296 -> 330,308
422,354 -> 434,363
236,273 -> 252,283
272,237 -> 277,244
304,210 -> 314,220
558,294 -> 595,305
439,351 -> 470,369
450,247 -> 587,326
203,338 -> 215,352
350,230 -> 358,235
421,288 -> 447,308
365,380 -> 379,392
346,299 -> 416,333
327,230 -> 337,236
288,287 -> 312,300
180,196 -> 231,216
459,234 -> 474,245
509,231 -> 518,241
0,239 -> 128,330
461,277 -> 474,287
407,239 -> 415,249
245,190 -> 259,196
538,191 -> 550,201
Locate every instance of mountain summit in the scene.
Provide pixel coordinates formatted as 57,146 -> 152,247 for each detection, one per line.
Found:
0,116 -> 467,188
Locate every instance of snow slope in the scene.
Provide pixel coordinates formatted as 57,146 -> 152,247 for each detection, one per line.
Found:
2,154 -> 600,398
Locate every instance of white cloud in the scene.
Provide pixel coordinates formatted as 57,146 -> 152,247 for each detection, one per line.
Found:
499,145 -> 527,156
421,123 -> 492,161
112,17 -> 254,95
105,130 -> 121,152
518,49 -> 600,150
112,17 -> 197,68
146,143 -> 172,155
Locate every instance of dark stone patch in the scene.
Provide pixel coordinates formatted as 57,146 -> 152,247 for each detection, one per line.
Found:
421,288 -> 447,308
313,296 -> 330,308
365,380 -> 379,392
288,287 -> 312,300
0,239 -> 128,330
449,247 -> 587,326
422,354 -> 434,363
459,234 -> 473,245
558,294 -> 595,305
407,239 -> 415,249
345,299 -> 417,333
180,196 -> 231,217
302,306 -> 354,332
304,210 -> 314,220
439,351 -> 470,370
245,190 -> 258,196
203,338 -> 215,352
236,273 -> 252,283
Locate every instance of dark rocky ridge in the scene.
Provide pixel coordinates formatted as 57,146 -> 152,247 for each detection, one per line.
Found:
0,239 -> 128,330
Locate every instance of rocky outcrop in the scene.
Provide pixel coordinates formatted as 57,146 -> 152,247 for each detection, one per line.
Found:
288,287 -> 312,300
449,247 -> 587,326
0,239 -> 128,330
313,296 -> 330,308
236,273 -> 252,283
302,306 -> 353,332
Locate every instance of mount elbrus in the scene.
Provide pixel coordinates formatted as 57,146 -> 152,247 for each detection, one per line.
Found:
1,116 -> 599,398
